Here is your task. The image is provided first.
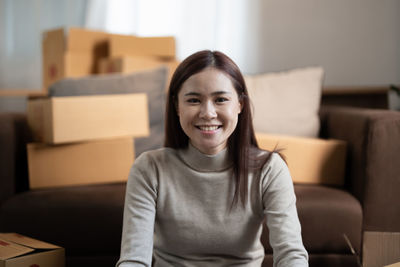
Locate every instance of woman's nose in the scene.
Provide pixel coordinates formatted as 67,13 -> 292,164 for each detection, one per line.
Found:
199,101 -> 217,119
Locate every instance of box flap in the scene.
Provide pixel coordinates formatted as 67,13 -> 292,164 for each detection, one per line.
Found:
0,238 -> 34,260
0,233 -> 60,250
67,27 -> 109,54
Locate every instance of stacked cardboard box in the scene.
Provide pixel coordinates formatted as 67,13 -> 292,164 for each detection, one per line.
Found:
42,28 -> 109,91
27,94 -> 149,144
108,34 -> 176,58
42,27 -> 177,91
27,27 -> 176,189
26,94 -> 149,189
98,55 -> 179,89
100,31 -> 179,87
256,133 -> 347,185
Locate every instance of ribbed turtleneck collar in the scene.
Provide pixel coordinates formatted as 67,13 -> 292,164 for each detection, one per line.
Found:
178,143 -> 233,172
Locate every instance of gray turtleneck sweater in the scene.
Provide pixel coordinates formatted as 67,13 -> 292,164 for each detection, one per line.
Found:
116,144 -> 308,267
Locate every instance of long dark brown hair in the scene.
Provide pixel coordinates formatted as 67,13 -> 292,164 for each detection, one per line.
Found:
164,50 -> 272,208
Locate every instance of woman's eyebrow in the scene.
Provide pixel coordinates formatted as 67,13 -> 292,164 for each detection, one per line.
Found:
184,92 -> 201,96
184,91 -> 232,96
212,91 -> 232,96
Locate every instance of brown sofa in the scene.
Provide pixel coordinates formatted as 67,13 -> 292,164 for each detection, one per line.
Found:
0,105 -> 399,267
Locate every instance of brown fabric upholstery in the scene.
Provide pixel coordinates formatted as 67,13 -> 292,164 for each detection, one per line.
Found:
66,256 -> 119,267
0,183 -> 362,262
321,92 -> 389,109
295,185 -> 362,253
0,113 -> 31,203
0,183 -> 126,256
262,254 -> 360,267
320,106 -> 400,232
0,182 -> 361,265
2,107 -> 399,267
0,114 -> 16,203
261,185 -> 362,254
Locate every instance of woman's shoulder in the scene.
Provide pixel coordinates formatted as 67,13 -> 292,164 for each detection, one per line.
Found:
133,147 -> 179,167
128,147 -> 179,183
250,147 -> 290,187
135,147 -> 177,163
250,147 -> 287,170
254,148 -> 293,190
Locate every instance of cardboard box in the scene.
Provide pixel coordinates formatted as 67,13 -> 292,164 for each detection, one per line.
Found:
98,56 -> 180,87
27,137 -> 134,189
27,94 -> 149,144
363,231 -> 400,267
43,51 -> 95,90
42,27 -> 176,90
42,27 -> 110,90
63,52 -> 96,77
0,233 -> 64,267
256,133 -> 347,185
109,35 -> 175,59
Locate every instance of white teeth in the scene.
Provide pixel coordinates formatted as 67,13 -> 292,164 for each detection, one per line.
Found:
198,125 -> 219,131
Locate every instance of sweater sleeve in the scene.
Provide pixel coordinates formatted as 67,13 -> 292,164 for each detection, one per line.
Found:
116,153 -> 158,267
261,153 -> 309,267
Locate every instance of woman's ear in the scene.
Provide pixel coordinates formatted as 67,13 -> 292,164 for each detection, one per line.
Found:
238,96 -> 244,114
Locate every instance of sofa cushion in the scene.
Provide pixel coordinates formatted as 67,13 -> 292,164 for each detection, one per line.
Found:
262,254 -> 360,267
48,66 -> 168,157
0,183 -> 126,256
0,183 -> 362,258
261,184 -> 362,254
244,67 -> 324,137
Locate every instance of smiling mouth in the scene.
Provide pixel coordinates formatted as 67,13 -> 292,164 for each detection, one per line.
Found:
196,125 -> 222,131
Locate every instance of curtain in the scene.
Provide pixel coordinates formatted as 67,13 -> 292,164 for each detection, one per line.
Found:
0,0 -> 87,90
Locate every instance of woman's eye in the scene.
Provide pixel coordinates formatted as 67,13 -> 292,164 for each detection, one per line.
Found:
216,97 -> 228,103
187,98 -> 200,103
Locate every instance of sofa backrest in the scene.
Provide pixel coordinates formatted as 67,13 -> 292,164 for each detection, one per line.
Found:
0,113 -> 32,204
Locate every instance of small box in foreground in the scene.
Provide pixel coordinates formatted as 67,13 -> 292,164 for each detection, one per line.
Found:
363,231 -> 400,267
256,133 -> 347,185
0,233 -> 64,267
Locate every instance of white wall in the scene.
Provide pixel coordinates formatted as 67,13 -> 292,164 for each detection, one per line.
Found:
0,0 -> 399,91
241,0 -> 400,86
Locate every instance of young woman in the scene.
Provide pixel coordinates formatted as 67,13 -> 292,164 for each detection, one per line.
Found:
116,50 -> 308,267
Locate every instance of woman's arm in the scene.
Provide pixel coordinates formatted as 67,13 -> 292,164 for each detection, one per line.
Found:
262,153 -> 309,267
116,154 -> 158,267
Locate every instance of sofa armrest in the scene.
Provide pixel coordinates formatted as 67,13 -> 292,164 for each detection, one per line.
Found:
319,106 -> 400,232
0,113 -> 31,204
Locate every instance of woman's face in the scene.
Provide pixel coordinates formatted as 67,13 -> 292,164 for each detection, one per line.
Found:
177,68 -> 242,155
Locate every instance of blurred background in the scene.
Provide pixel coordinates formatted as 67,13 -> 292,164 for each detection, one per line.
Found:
0,0 -> 399,100
1,3 -> 400,266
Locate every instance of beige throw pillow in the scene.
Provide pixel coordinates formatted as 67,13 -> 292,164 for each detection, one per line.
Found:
244,67 -> 324,137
